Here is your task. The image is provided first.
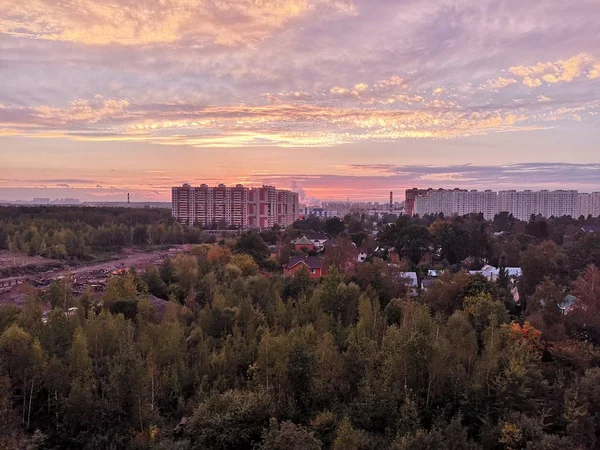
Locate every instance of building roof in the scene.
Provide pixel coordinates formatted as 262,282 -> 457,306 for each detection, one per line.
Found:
293,236 -> 314,246
397,271 -> 419,287
472,265 -> 522,279
304,232 -> 329,241
422,279 -> 439,289
581,225 -> 598,233
284,256 -> 325,270
559,294 -> 578,311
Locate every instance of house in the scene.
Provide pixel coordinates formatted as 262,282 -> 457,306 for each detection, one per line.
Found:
292,236 -> 315,252
397,271 -> 419,296
283,256 -> 327,279
472,265 -> 522,282
559,294 -> 578,315
581,225 -> 598,234
304,232 -> 330,250
427,269 -> 444,278
540,294 -> 578,315
421,278 -> 439,292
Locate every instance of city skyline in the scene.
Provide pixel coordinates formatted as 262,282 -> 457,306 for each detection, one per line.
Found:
1,0 -> 600,201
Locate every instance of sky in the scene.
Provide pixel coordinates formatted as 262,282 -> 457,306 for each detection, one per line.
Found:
0,0 -> 599,202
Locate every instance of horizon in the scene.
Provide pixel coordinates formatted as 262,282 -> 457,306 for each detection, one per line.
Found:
2,183 -> 600,205
1,0 -> 599,202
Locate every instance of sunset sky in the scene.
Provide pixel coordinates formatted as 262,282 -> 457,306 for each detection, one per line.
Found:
1,0 -> 599,202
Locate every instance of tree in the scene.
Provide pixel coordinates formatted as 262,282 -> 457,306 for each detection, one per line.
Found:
394,225 -> 431,265
324,236 -> 356,273
520,241 -> 566,297
257,419 -> 322,450
189,389 -> 273,450
172,253 -> 199,299
230,254 -> 260,276
132,225 -> 149,245
325,217 -> 345,236
332,416 -> 371,450
235,232 -> 270,266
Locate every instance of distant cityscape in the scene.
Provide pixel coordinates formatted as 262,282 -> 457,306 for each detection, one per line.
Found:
2,185 -> 599,224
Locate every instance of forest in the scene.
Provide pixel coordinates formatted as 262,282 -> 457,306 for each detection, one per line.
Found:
0,206 -> 210,260
1,206 -> 600,449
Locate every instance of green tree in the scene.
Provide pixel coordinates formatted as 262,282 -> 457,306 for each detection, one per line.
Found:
189,389 -> 273,450
258,419 -> 322,450
234,232 -> 270,266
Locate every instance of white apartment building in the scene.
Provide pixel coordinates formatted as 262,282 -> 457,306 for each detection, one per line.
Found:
411,188 -> 596,220
577,192 -> 600,218
497,190 -> 578,221
414,189 -> 497,219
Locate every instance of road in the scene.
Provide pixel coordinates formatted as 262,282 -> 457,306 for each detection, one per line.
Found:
0,246 -> 186,288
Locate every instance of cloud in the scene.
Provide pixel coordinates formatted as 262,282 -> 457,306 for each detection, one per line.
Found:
590,62 -> 600,80
342,162 -> 600,189
1,81 -> 599,148
481,77 -> 517,90
1,95 -> 579,147
56,183 -> 71,188
0,0 -> 356,47
374,76 -> 407,91
510,53 -> 598,87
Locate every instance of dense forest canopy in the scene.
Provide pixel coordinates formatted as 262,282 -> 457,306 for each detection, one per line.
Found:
0,206 -> 599,449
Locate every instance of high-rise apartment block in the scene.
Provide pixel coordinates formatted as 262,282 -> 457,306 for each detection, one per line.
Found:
577,192 -> 600,218
172,184 -> 299,228
413,189 -> 497,219
406,188 -> 600,220
497,190 -> 578,221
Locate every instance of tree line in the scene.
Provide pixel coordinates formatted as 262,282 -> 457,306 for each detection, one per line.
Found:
0,206 -> 213,260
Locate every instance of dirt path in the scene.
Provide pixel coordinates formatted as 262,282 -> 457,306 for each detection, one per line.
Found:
0,246 -> 186,287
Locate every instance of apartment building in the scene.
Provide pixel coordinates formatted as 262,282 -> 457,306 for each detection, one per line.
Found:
172,184 -> 298,228
497,190 -> 578,221
413,189 -> 497,219
577,192 -> 600,218
407,188 -> 596,220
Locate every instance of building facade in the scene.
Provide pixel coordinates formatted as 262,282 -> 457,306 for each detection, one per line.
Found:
172,184 -> 299,228
413,189 -> 497,219
407,188 -> 597,220
577,192 -> 600,218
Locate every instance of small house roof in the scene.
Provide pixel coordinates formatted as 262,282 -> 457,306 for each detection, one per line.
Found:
284,256 -> 325,270
293,236 -> 314,246
397,271 -> 419,287
581,225 -> 598,233
304,232 -> 329,241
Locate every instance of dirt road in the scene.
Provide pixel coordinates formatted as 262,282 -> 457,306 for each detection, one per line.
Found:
0,246 -> 186,288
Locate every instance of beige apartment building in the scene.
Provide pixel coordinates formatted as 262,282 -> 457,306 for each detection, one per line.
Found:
172,184 -> 299,228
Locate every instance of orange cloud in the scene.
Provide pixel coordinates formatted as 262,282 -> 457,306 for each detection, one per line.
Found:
0,0 -> 356,46
0,96 -> 570,148
510,53 -> 597,87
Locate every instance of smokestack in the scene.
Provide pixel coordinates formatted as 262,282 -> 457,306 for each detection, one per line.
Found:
390,191 -> 393,212
127,193 -> 130,206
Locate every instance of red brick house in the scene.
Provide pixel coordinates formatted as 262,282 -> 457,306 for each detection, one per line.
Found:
292,236 -> 315,252
283,256 -> 327,279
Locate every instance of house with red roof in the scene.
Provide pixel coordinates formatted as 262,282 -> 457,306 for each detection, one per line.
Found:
283,256 -> 327,279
